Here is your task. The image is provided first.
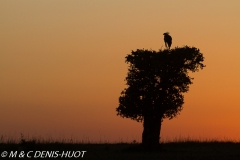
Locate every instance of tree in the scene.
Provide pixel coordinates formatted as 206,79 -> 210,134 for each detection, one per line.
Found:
116,46 -> 205,149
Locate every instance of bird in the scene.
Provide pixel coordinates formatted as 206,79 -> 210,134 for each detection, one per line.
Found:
163,32 -> 172,49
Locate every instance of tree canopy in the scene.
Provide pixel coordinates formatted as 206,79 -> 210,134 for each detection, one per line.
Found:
117,46 -> 205,122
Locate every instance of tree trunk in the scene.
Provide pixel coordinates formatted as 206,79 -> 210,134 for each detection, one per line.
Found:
142,115 -> 162,149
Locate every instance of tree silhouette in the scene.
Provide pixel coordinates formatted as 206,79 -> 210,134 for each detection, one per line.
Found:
116,46 -> 205,149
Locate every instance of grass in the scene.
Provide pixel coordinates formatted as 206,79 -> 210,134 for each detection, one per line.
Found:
1,135 -> 240,160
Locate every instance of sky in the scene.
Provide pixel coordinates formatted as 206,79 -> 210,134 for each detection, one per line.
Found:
1,0 -> 240,143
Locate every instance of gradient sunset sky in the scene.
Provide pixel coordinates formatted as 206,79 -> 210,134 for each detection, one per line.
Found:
1,0 -> 240,142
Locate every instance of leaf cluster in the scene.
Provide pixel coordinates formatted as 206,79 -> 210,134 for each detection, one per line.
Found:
116,46 -> 205,122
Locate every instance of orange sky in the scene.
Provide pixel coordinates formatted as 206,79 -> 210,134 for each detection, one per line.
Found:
1,0 -> 240,143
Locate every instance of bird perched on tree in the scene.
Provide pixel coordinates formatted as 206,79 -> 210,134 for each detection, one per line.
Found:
163,32 -> 172,49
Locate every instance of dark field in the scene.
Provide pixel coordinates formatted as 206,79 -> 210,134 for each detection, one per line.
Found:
1,141 -> 240,160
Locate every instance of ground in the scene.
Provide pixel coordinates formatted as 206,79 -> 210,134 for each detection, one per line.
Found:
1,142 -> 240,160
